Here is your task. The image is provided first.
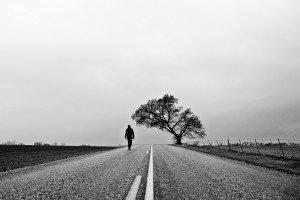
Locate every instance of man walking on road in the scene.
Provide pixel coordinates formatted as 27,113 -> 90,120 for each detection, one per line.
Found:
125,125 -> 134,150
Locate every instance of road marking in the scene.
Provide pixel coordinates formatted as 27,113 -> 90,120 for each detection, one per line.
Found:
125,175 -> 142,200
145,144 -> 153,200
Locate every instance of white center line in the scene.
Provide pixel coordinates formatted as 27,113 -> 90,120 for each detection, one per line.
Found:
125,175 -> 142,200
145,144 -> 153,200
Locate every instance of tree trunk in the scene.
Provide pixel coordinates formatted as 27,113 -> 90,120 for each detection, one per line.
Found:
175,134 -> 182,145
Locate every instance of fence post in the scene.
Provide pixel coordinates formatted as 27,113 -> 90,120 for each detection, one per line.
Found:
288,140 -> 294,157
254,139 -> 261,155
227,139 -> 231,151
278,138 -> 285,157
216,140 -> 221,151
239,139 -> 243,153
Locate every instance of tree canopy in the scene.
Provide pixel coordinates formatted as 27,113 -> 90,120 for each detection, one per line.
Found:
131,94 -> 206,144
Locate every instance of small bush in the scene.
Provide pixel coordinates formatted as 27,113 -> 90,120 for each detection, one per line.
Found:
1,166 -> 9,172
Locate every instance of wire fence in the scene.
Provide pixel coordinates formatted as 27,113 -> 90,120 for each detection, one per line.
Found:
188,139 -> 300,159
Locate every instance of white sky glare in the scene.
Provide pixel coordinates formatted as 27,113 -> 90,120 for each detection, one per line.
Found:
1,0 -> 300,145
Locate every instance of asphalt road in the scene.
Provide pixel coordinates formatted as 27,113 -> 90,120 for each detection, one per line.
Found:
0,145 -> 150,200
0,144 -> 299,199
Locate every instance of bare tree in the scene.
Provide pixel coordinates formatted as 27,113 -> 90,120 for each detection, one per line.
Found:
34,142 -> 43,146
132,94 -> 206,144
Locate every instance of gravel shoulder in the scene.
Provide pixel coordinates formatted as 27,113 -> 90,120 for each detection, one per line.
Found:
179,144 -> 300,175
153,144 -> 300,200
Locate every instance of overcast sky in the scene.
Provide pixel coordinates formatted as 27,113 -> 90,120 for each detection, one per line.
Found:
1,0 -> 300,146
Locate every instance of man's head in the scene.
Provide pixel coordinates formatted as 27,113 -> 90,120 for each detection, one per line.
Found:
128,125 -> 131,128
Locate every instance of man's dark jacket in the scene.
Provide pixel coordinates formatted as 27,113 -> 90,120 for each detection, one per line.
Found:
125,127 -> 134,141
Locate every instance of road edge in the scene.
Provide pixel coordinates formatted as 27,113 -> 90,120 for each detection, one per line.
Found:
175,145 -> 300,176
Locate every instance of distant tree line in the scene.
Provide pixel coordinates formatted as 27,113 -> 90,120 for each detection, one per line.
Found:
34,142 -> 66,146
0,141 -> 66,146
0,141 -> 23,145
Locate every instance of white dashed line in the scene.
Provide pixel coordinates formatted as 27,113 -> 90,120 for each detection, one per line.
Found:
125,175 -> 142,200
145,144 -> 153,200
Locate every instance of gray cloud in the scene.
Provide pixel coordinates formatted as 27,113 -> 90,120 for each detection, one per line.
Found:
1,0 -> 300,145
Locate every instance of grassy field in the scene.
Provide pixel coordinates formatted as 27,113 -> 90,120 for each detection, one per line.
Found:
196,139 -> 300,159
0,145 -> 119,172
179,144 -> 300,175
214,145 -> 300,158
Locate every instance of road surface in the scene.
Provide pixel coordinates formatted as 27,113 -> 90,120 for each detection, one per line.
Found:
0,144 -> 299,199
0,145 -> 150,199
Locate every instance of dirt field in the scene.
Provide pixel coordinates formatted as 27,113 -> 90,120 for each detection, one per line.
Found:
0,145 -> 119,172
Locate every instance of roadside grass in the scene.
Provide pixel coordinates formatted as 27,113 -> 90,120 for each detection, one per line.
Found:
176,144 -> 300,175
0,145 -> 120,172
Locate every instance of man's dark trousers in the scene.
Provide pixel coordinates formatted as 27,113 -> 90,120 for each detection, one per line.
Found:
127,138 -> 132,150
